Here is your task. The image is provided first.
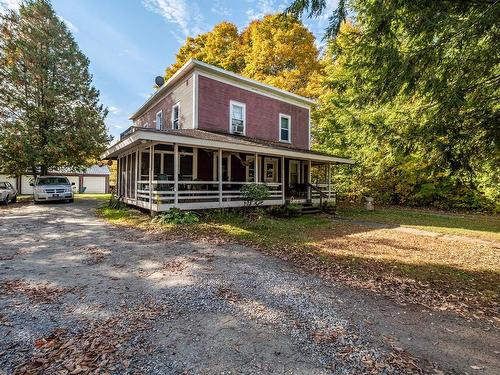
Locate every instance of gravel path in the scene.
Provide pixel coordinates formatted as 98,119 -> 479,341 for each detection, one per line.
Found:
0,200 -> 498,374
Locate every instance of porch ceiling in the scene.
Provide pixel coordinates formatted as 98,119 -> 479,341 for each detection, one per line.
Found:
102,128 -> 354,164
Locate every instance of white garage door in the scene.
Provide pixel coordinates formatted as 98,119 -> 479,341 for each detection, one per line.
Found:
21,175 -> 35,194
83,176 -> 106,193
0,175 -> 17,188
66,176 -> 80,193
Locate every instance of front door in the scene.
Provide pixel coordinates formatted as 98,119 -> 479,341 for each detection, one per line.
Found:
289,160 -> 300,186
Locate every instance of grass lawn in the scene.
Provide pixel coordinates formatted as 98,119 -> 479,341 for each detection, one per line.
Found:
337,205 -> 500,241
74,193 -> 111,200
96,205 -> 500,319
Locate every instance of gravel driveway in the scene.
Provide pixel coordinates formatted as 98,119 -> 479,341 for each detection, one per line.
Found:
0,200 -> 498,374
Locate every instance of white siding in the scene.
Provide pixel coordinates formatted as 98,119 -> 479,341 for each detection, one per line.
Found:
21,175 -> 35,194
66,176 -> 79,193
82,176 -> 106,193
0,175 -> 17,188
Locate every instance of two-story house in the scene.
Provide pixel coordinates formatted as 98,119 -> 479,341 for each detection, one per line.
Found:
101,59 -> 353,212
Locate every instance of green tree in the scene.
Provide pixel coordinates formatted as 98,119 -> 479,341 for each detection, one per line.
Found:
164,14 -> 321,97
289,0 -> 500,210
0,0 -> 110,178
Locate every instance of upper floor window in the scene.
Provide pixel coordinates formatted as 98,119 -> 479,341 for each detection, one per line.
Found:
230,100 -> 246,135
156,110 -> 163,130
171,103 -> 180,129
279,113 -> 291,142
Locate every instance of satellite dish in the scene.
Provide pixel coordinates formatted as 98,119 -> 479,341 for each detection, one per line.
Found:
155,76 -> 165,87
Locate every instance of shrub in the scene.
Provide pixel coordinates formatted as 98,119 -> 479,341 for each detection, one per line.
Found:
240,183 -> 270,208
152,208 -> 200,225
269,203 -> 302,218
107,195 -> 127,209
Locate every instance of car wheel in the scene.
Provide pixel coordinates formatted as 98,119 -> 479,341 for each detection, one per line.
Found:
2,195 -> 8,205
11,195 -> 17,203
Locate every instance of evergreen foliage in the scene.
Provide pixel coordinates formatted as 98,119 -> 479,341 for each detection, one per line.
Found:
0,0 -> 110,177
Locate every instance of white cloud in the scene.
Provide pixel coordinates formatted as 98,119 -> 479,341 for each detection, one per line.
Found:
57,15 -> 79,33
246,0 -> 274,21
0,0 -> 20,14
108,106 -> 120,115
142,0 -> 205,38
211,0 -> 231,17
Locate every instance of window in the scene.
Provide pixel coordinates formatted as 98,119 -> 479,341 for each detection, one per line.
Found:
171,103 -> 180,129
245,155 -> 255,182
264,157 -> 278,183
230,101 -> 246,135
156,110 -> 163,130
279,114 -> 291,142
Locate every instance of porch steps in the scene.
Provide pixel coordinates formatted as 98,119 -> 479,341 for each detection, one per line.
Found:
299,203 -> 321,215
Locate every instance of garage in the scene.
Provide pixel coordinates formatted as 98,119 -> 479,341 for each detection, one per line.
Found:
83,176 -> 106,193
0,165 -> 109,195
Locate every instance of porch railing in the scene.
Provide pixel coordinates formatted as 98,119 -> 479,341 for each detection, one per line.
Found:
308,183 -> 335,203
135,180 -> 283,208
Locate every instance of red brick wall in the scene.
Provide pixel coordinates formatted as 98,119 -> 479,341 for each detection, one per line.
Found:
198,76 -> 310,150
134,75 -> 193,129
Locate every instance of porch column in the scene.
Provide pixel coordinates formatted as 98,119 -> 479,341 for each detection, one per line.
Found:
218,149 -> 223,205
135,146 -> 139,201
124,154 -> 128,198
254,153 -> 259,183
281,156 -> 285,204
327,163 -> 332,199
174,144 -> 179,206
193,147 -> 198,180
307,160 -> 312,201
149,142 -> 154,210
116,158 -> 120,196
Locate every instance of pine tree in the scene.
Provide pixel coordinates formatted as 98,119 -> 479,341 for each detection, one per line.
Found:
0,0 -> 110,177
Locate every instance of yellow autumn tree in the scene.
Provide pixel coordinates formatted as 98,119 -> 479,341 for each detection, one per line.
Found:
165,22 -> 244,79
164,14 -> 321,97
240,14 -> 321,97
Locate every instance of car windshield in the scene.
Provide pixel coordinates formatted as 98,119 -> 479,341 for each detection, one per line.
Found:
37,177 -> 70,185
0,182 -> 8,189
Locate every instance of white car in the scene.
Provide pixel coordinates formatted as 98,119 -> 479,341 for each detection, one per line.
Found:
0,181 -> 17,204
32,176 -> 74,203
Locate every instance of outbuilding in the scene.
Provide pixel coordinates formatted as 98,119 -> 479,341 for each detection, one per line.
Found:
0,165 -> 110,195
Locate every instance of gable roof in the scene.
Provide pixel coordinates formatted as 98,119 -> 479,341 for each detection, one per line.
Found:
130,59 -> 316,120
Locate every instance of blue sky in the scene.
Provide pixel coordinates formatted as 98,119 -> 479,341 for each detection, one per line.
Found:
0,0 -> 337,141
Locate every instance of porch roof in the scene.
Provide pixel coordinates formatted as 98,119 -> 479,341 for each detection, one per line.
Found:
102,127 -> 354,164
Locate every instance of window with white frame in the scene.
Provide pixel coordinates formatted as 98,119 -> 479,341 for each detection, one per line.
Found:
230,101 -> 246,135
171,103 -> 180,129
264,157 -> 278,183
279,114 -> 291,142
156,110 -> 163,130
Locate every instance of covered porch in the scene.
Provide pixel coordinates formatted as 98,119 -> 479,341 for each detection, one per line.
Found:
103,128 -> 353,212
